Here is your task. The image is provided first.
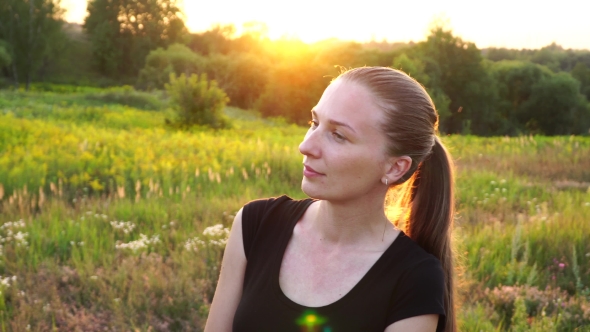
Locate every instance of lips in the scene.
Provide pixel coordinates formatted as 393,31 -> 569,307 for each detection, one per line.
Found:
303,165 -> 325,177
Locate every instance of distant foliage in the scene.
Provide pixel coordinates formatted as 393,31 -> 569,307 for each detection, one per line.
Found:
85,86 -> 165,111
0,41 -> 11,68
0,0 -> 64,89
137,43 -> 205,90
165,73 -> 229,128
84,0 -> 187,78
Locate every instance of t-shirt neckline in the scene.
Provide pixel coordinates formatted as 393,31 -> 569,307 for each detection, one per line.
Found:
273,197 -> 407,311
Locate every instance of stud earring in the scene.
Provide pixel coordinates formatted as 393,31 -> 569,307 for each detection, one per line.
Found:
385,179 -> 389,186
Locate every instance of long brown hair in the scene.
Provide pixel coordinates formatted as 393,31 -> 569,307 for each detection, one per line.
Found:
340,67 -> 456,332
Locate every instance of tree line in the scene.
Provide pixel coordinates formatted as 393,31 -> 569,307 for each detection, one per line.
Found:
1,0 -> 589,135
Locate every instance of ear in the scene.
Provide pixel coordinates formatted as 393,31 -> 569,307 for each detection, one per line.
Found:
383,156 -> 412,183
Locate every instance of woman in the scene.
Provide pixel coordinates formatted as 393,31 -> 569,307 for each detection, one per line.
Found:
205,67 -> 456,332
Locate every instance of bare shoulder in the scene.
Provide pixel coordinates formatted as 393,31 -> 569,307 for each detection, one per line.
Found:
204,208 -> 247,332
384,314 -> 439,332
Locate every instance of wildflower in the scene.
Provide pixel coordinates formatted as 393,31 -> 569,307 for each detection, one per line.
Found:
490,181 -> 496,185
185,237 -> 206,252
203,224 -> 230,238
114,298 -> 121,303
559,263 -> 565,269
110,221 -> 136,234
115,234 -> 160,252
90,275 -> 98,280
0,275 -> 15,292
14,231 -> 28,246
584,202 -> 590,207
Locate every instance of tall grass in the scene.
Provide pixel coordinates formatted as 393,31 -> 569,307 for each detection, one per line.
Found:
0,88 -> 589,331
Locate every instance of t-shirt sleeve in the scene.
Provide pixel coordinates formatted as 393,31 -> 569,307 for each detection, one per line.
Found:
241,197 -> 275,260
386,256 -> 446,331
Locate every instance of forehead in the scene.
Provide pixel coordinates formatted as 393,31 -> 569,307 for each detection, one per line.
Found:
314,79 -> 385,133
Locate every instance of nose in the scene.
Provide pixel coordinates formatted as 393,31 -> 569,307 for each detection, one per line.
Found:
299,128 -> 320,158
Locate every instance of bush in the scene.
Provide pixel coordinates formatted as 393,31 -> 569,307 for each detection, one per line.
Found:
165,73 -> 229,128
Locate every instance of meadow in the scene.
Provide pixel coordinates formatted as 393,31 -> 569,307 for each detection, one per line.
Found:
0,86 -> 589,331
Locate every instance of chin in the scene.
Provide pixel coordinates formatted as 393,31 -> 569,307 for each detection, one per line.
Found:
301,179 -> 324,200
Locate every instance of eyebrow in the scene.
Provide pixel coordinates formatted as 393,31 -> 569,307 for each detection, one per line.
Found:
311,109 -> 357,134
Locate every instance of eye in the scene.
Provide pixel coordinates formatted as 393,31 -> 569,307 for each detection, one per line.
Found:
308,119 -> 318,129
332,131 -> 346,142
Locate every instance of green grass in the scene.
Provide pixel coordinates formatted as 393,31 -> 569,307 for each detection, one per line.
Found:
0,87 -> 589,331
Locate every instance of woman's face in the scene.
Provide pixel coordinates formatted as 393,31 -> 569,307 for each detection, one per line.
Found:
299,79 -> 395,202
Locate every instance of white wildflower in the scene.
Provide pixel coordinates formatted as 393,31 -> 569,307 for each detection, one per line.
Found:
115,234 -> 160,252
184,237 -> 206,252
110,221 -> 136,234
90,275 -> 98,280
14,231 -> 28,246
0,275 -> 15,288
203,224 -> 230,238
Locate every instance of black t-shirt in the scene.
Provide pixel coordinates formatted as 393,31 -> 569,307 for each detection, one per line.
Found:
233,195 -> 446,332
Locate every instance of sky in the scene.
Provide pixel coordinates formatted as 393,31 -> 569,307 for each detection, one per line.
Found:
62,0 -> 590,50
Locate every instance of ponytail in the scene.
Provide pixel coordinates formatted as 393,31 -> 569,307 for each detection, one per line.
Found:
402,136 -> 456,332
338,67 -> 457,331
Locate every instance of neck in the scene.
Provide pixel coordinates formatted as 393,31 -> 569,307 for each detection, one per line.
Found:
309,194 -> 394,246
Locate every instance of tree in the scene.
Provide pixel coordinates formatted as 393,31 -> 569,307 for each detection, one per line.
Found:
572,61 -> 590,100
416,26 -> 499,134
84,0 -> 187,78
521,73 -> 584,135
492,60 -> 587,135
0,0 -> 64,89
256,54 -> 330,124
201,52 -> 269,110
491,60 -> 553,135
0,40 -> 11,69
137,43 -> 205,90
392,53 -> 451,124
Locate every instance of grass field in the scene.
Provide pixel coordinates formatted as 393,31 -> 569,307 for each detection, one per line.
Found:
0,87 -> 589,331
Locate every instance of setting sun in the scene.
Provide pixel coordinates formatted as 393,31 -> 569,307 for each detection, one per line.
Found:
60,0 -> 590,49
